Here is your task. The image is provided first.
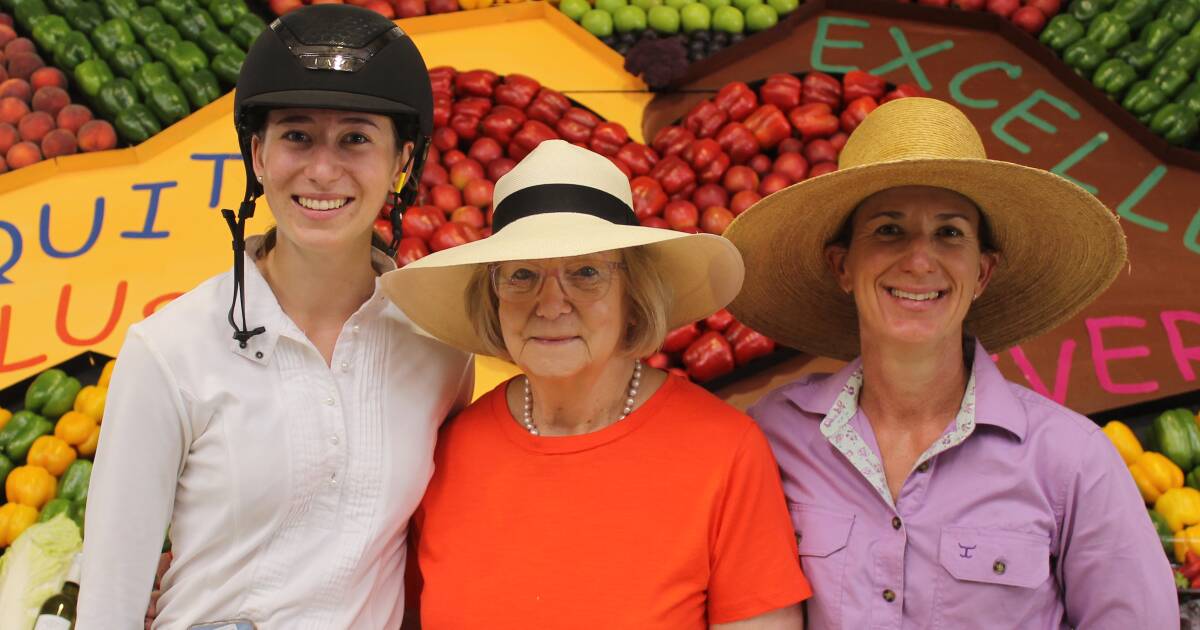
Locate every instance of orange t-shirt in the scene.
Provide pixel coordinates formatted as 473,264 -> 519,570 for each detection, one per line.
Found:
414,374 -> 811,629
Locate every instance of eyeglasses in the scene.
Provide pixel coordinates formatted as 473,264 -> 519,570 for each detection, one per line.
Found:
489,259 -> 627,304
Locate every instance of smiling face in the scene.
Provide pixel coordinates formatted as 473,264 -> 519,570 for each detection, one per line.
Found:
251,108 -> 406,255
497,251 -> 630,379
825,185 -> 999,351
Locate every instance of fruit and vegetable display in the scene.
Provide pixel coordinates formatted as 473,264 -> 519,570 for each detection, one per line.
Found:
262,0 -> 529,19
903,0 -> 1064,35
388,66 -> 921,383
1040,0 -> 1200,146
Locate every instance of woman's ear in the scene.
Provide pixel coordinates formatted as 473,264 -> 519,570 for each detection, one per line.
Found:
394,140 -> 415,189
974,250 -> 1001,299
251,133 -> 265,184
825,244 -> 852,294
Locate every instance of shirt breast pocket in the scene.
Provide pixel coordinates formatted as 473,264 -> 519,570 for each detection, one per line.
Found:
934,525 -> 1054,629
790,503 -> 854,630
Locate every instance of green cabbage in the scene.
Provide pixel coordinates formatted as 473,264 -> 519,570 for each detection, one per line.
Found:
0,514 -> 82,630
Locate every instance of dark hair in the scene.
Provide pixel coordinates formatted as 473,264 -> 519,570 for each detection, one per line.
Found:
829,192 -> 999,253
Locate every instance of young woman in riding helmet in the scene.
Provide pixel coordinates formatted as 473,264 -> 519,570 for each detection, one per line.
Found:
77,6 -> 473,628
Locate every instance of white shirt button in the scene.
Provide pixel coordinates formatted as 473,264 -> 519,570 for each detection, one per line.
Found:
323,397 -> 335,406
329,473 -> 338,485
330,435 -> 339,445
352,325 -> 360,333
340,361 -> 350,372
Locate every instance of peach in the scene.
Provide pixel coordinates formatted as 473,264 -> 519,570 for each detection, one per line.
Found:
0,65 -> 8,84
17,111 -> 54,143
0,122 -> 17,154
30,67 -> 67,91
462,178 -> 493,208
40,128 -> 77,158
0,14 -> 11,28
6,140 -> 41,169
56,104 -> 92,134
32,86 -> 68,116
0,78 -> 30,102
3,38 -> 34,58
6,52 -> 43,81
77,119 -> 117,152
0,96 -> 29,125
0,25 -> 17,49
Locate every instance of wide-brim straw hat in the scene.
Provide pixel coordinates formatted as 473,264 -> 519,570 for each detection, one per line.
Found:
381,139 -> 744,356
723,97 -> 1127,361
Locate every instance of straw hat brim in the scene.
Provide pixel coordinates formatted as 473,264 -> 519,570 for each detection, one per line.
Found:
381,212 -> 744,356
723,157 -> 1127,361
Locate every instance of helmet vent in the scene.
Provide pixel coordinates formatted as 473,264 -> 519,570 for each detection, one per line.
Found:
278,8 -> 402,48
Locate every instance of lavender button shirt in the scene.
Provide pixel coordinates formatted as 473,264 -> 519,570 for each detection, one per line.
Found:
750,340 -> 1178,630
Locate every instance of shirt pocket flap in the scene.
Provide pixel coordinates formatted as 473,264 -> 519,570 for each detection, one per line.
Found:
789,503 -> 854,558
938,526 -> 1051,589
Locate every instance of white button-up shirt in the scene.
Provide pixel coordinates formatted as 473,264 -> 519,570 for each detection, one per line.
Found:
78,237 -> 473,630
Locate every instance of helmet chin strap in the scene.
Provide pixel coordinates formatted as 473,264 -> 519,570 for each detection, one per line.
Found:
386,134 -> 429,257
222,141 -> 268,349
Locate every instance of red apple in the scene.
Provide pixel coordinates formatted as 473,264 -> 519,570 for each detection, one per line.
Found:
748,154 -> 772,176
393,0 -> 426,17
451,205 -> 485,229
269,0 -> 302,13
630,176 -> 668,220
468,137 -> 503,164
700,206 -> 734,235
395,236 -> 429,267
663,200 -> 699,230
758,173 -> 791,196
952,0 -> 985,9
401,205 -> 446,241
1011,5 -> 1046,32
449,158 -> 484,190
986,0 -> 1019,17
430,183 -> 462,211
430,222 -> 474,251
1025,0 -> 1060,15
486,157 -> 517,181
441,149 -> 466,168
777,137 -> 804,153
730,190 -> 761,215
829,132 -> 849,151
803,139 -> 838,165
640,216 -> 670,229
364,0 -> 394,17
691,183 -> 729,211
426,144 -> 441,166
772,152 -> 809,183
426,0 -> 457,13
809,161 -> 838,178
420,162 -> 448,187
373,218 -> 393,244
432,127 -> 458,152
722,165 -> 759,194
463,178 -> 494,208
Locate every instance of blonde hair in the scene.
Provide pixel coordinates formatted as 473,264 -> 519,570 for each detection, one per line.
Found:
464,246 -> 673,361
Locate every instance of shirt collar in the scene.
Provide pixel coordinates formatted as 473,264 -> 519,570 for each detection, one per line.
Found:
782,339 -> 1027,442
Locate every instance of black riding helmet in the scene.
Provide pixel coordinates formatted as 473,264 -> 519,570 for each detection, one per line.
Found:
223,4 -> 433,347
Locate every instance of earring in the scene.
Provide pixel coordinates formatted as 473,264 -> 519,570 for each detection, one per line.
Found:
256,175 -> 263,183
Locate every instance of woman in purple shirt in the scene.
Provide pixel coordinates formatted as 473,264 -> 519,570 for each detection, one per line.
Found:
723,97 -> 1177,629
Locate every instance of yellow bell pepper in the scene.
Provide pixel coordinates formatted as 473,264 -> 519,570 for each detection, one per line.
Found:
0,502 -> 38,547
1176,523 -> 1200,562
5,466 -> 57,509
1102,420 -> 1143,465
98,359 -> 115,388
27,435 -> 77,476
1156,486 -> 1200,532
54,411 -> 98,447
1129,451 -> 1184,503
77,425 -> 100,458
0,407 -> 11,432
73,385 -> 107,423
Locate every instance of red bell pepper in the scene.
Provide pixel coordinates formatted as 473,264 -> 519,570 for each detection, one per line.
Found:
651,125 -> 695,157
726,323 -> 776,365
617,142 -> 659,176
433,94 -> 452,129
454,70 -> 498,98
494,73 -> 540,109
562,107 -> 601,129
683,331 -> 736,382
556,118 -> 593,144
453,96 -> 492,119
682,138 -> 723,171
697,151 -> 731,184
842,70 -> 886,103
661,322 -> 701,353
802,72 -> 842,108
743,104 -> 791,150
449,113 -> 480,142
713,82 -> 758,121
788,103 -> 840,140
609,155 -> 633,179
881,83 -> 925,104
671,183 -> 697,203
395,237 -> 429,267
705,308 -> 735,332
714,122 -> 759,164
760,73 -> 802,110
481,106 -> 526,145
650,155 -> 696,195
684,99 -> 728,139
590,122 -> 630,157
509,120 -> 559,161
840,96 -> 878,134
526,88 -> 571,125
631,176 -> 668,220
428,66 -> 455,97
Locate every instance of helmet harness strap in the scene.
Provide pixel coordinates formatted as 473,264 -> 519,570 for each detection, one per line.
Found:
222,131 -> 267,349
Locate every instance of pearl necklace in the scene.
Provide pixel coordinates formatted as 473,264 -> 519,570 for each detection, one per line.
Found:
522,361 -> 643,436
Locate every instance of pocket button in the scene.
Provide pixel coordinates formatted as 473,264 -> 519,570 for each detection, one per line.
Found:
882,589 -> 896,603
892,516 -> 902,530
993,560 -> 1007,575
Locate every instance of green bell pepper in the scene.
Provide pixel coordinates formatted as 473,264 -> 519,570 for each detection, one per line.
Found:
1176,81 -> 1200,115
65,1 -> 104,31
154,0 -> 191,22
38,498 -> 72,523
54,29 -> 97,71
146,79 -> 190,125
13,0 -> 49,30
100,0 -> 136,18
1149,509 -> 1175,558
24,369 -> 82,418
1152,62 -> 1192,96
93,18 -> 136,58
165,40 -> 207,79
179,68 -> 219,108
207,0 -> 245,27
74,58 -> 114,98
97,77 -> 139,118
133,60 -> 172,97
1150,102 -> 1199,144
174,8 -> 214,40
111,43 -> 151,78
197,26 -> 239,57
1064,38 -> 1109,73
145,23 -> 181,62
0,411 -> 36,453
1158,0 -> 1199,32
1094,58 -> 1139,95
1113,0 -> 1155,28
1041,14 -> 1087,50
6,415 -> 52,461
1193,18 -> 1200,37
1070,0 -> 1108,22
1087,11 -> 1133,49
1164,35 -> 1200,73
114,103 -> 161,143
1140,18 -> 1180,52
211,49 -> 243,85
31,14 -> 70,55
228,13 -> 264,50
0,453 -> 13,502
128,4 -> 163,38
1117,40 -> 1159,71
59,459 -> 92,502
47,0 -> 81,13
1155,408 -> 1200,470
